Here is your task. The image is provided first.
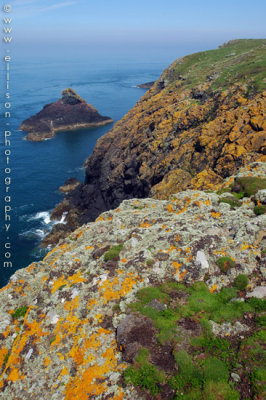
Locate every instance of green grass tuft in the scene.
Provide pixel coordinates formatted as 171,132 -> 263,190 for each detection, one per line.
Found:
103,243 -> 123,261
11,306 -> 28,319
124,348 -> 165,395
254,205 -> 266,215
216,256 -> 236,273
234,274 -> 248,290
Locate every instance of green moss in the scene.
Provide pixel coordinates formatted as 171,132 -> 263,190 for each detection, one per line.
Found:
146,259 -> 153,267
103,243 -> 123,261
216,256 -> 236,273
251,367 -> 266,396
234,274 -> 248,290
3,352 -> 10,364
254,205 -> 266,215
11,306 -> 28,319
58,284 -> 67,291
191,334 -> 232,363
202,357 -> 229,382
235,177 -> 266,197
247,297 -> 266,312
124,278 -> 266,399
124,348 -> 165,395
136,286 -> 169,305
203,381 -> 240,400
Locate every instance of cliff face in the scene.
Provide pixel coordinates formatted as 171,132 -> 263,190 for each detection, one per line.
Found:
0,164 -> 265,399
19,88 -> 113,141
50,40 -> 266,237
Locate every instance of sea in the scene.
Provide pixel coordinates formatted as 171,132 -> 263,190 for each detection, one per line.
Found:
0,52 -> 172,288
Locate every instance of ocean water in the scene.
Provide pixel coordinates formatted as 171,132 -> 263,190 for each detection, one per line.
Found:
0,54 -> 170,288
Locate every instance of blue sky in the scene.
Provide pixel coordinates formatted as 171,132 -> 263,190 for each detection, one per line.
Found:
9,0 -> 266,61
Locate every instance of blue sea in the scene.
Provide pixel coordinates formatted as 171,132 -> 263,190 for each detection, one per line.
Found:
0,53 -> 171,288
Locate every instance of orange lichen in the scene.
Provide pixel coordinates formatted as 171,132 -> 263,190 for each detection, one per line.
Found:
166,204 -> 174,212
52,271 -> 86,294
172,262 -> 182,273
210,284 -> 218,293
99,273 -> 141,304
139,221 -> 152,228
211,212 -> 221,219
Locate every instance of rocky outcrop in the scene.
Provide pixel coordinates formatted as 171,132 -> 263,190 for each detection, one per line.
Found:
137,81 -> 155,89
59,178 -> 81,193
48,40 -> 266,243
19,88 -> 113,141
0,164 -> 265,399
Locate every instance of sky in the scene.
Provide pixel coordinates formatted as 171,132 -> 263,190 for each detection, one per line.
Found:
5,0 -> 266,62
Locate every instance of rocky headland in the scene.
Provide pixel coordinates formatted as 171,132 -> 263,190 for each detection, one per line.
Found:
0,163 -> 265,399
19,88 -> 113,141
45,39 -> 266,246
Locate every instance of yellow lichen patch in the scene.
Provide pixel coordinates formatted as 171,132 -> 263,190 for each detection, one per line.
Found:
99,273 -> 140,305
210,284 -> 218,293
0,348 -> 9,370
0,309 -> 49,384
175,234 -> 181,242
26,263 -> 36,272
52,272 -> 86,294
166,204 -> 174,213
211,212 -> 221,219
175,207 -> 187,215
139,221 -> 152,228
44,356 -> 51,367
64,332 -> 126,400
86,245 -> 95,251
95,216 -> 104,222
172,262 -> 182,273
121,258 -> 128,264
87,299 -> 97,309
8,368 -> 23,382
60,366 -> 69,376
179,270 -> 187,280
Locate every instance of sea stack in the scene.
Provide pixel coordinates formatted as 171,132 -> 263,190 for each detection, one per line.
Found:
19,88 -> 113,141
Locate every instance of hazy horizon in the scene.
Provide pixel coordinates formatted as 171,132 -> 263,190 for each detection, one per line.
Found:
3,0 -> 265,64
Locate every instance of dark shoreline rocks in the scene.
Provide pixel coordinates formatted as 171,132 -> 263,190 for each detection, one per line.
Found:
19,88 -> 113,141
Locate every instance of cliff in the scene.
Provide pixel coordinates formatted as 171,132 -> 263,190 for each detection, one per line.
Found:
47,40 -> 266,243
0,163 -> 265,399
19,88 -> 113,141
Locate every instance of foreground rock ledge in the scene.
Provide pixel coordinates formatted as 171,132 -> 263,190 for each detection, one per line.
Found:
19,88 -> 113,141
0,173 -> 265,399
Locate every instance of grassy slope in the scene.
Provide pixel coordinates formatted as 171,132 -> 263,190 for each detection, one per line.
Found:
163,39 -> 266,92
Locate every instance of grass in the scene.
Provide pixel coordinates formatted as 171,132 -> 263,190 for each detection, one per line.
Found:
164,39 -> 266,93
235,177 -> 266,197
103,243 -> 123,261
124,279 -> 266,399
216,256 -> 236,273
254,205 -> 266,215
218,197 -> 242,209
124,348 -> 165,396
234,274 -> 248,291
11,306 -> 28,319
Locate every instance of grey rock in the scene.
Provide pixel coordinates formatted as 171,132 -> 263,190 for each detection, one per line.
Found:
246,286 -> 266,299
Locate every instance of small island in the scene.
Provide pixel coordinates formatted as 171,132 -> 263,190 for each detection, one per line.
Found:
19,88 -> 113,141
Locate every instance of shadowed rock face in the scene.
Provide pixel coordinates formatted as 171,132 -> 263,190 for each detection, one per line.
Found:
19,88 -> 113,141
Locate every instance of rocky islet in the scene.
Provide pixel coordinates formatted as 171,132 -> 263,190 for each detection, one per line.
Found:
19,88 -> 113,141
